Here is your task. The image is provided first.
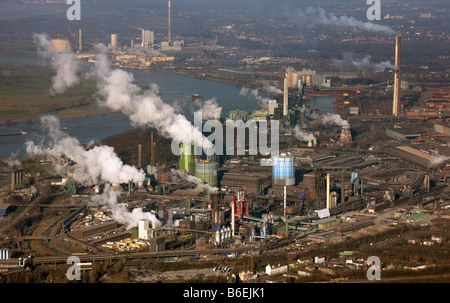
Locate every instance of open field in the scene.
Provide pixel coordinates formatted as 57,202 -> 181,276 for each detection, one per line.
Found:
0,65 -> 112,123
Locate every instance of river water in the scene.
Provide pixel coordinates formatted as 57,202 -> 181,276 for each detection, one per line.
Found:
0,55 -> 335,157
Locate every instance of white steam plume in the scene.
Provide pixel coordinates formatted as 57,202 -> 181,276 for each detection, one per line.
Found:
312,112 -> 349,126
194,97 -> 222,120
32,33 -> 81,95
262,82 -> 283,95
88,44 -> 213,149
429,153 -> 450,168
293,125 -> 317,143
89,184 -> 161,229
32,34 -> 213,150
239,86 -> 270,106
332,52 -> 397,73
292,7 -> 395,34
7,151 -> 22,168
170,168 -> 218,193
26,115 -> 145,186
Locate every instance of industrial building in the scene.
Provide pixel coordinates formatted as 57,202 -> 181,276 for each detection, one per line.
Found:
0,203 -> 12,218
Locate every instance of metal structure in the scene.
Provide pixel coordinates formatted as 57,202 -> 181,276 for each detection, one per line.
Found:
179,143 -> 196,173
272,153 -> 295,186
195,160 -> 218,187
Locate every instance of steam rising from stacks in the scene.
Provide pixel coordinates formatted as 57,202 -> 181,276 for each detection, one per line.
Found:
32,33 -> 81,96
90,184 -> 161,229
332,52 -> 397,73
170,168 -> 218,193
291,6 -> 395,34
193,97 -> 222,120
429,153 -> 450,168
32,33 -> 213,150
312,112 -> 349,127
26,115 -> 145,186
293,125 -> 317,143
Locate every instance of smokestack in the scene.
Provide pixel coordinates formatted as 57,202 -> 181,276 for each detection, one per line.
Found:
231,196 -> 235,237
393,35 -> 401,116
78,29 -> 82,51
283,77 -> 288,116
341,170 -> 345,205
150,132 -> 156,166
326,173 -> 330,209
138,144 -> 142,169
168,0 -> 172,44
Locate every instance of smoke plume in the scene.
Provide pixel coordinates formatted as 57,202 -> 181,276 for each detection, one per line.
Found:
194,97 -> 222,120
26,115 -> 145,186
332,52 -> 397,73
32,34 -> 213,150
429,153 -> 450,168
32,33 -> 81,95
239,86 -> 270,106
292,7 -> 395,34
293,125 -> 317,143
170,168 -> 218,193
89,184 -> 161,229
312,112 -> 349,126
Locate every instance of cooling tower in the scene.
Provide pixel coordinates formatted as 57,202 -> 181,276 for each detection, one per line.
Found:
339,124 -> 352,142
50,39 -> 73,53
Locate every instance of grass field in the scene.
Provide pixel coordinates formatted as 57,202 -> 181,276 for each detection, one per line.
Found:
0,65 -> 112,122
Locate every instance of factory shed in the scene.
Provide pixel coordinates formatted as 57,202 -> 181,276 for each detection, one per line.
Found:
386,127 -> 422,140
385,146 -> 433,169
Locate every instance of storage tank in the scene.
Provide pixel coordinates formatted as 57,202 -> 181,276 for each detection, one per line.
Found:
0,248 -> 10,260
179,143 -> 196,173
272,153 -> 295,186
195,160 -> 218,187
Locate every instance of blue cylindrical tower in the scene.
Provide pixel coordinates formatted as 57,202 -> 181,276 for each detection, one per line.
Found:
272,153 -> 295,186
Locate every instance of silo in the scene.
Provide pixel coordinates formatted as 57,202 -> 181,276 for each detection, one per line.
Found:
306,75 -> 312,87
179,143 -> 196,173
111,34 -> 118,48
272,153 -> 295,186
195,160 -> 218,188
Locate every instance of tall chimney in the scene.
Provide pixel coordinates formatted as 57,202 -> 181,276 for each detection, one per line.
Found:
326,173 -> 330,209
392,35 -> 401,116
283,77 -> 288,116
138,144 -> 142,168
78,29 -> 82,51
341,170 -> 345,205
168,0 -> 172,44
150,132 -> 156,166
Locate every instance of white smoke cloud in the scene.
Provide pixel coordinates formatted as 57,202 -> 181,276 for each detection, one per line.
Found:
89,184 -> 161,229
312,112 -> 349,126
332,52 -> 397,73
194,97 -> 222,120
262,82 -> 283,95
429,153 -> 450,168
32,34 -> 213,150
170,168 -> 218,193
7,151 -> 22,168
26,115 -> 145,186
293,125 -> 317,143
293,7 -> 395,34
32,33 -> 81,95
239,86 -> 270,106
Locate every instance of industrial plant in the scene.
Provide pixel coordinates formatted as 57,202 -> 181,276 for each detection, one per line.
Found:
0,0 -> 449,286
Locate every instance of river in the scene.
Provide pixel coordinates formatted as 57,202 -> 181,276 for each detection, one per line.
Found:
0,55 -> 335,158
